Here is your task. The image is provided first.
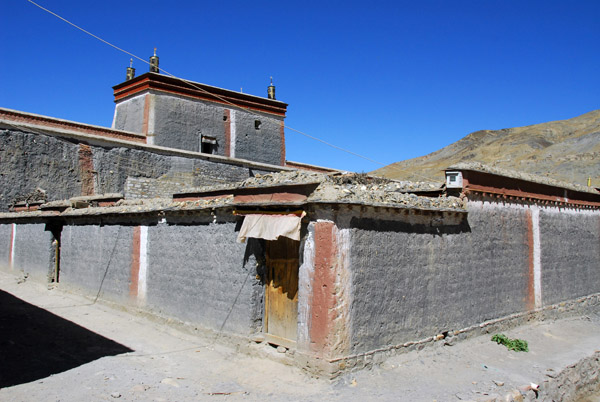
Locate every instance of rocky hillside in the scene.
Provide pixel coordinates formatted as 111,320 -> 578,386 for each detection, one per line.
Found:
372,110 -> 600,186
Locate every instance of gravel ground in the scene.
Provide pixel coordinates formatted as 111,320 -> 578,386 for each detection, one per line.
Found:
1,271 -> 598,402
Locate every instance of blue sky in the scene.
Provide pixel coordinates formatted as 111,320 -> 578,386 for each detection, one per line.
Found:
1,1 -> 599,172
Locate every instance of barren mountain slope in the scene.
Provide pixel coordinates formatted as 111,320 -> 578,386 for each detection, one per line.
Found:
372,109 -> 600,185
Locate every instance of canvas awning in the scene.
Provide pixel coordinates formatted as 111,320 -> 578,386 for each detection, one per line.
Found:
236,212 -> 305,243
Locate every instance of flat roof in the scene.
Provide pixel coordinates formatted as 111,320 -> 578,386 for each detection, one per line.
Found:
0,107 -> 295,173
113,73 -> 288,117
448,162 -> 600,195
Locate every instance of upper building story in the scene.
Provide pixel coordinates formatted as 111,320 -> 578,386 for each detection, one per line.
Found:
0,53 -> 337,211
112,71 -> 288,166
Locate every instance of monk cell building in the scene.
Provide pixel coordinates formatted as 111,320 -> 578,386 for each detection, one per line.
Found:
1,62 -> 599,376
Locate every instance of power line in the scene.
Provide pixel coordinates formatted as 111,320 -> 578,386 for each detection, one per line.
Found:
4,120 -> 443,187
25,0 -> 440,183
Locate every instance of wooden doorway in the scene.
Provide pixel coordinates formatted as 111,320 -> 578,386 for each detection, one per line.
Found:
264,237 -> 299,346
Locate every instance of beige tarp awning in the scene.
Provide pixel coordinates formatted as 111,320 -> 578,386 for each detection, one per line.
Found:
237,212 -> 305,243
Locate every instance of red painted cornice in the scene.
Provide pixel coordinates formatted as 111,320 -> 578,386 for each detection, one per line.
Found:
113,73 -> 288,117
459,170 -> 600,208
0,108 -> 146,143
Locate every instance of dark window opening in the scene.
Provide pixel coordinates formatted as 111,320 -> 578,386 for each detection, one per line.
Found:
223,115 -> 228,121
255,120 -> 261,130
200,135 -> 218,154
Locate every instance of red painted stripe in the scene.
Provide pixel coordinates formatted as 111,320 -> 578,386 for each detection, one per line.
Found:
130,226 -> 141,298
142,94 -> 150,135
113,82 -> 152,101
115,80 -> 287,116
310,221 -> 337,354
279,121 -> 286,166
78,144 -> 95,196
0,109 -> 146,143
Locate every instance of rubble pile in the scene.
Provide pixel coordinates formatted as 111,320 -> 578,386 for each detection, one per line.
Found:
167,195 -> 234,211
9,188 -> 47,208
2,171 -> 467,218
240,171 -> 465,211
60,195 -> 237,216
60,198 -> 173,216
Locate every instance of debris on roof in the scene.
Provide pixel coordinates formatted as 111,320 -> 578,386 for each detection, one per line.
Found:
186,171 -> 463,211
10,188 -> 47,209
0,171 -> 466,219
305,173 -> 461,210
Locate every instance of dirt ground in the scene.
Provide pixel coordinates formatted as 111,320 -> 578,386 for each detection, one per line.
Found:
1,271 -> 599,402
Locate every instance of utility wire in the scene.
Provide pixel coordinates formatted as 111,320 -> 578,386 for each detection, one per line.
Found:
4,119 -> 442,184
25,0 -> 441,183
26,0 -> 148,68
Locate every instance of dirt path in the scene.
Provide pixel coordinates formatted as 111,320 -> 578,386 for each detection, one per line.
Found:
1,272 -> 598,401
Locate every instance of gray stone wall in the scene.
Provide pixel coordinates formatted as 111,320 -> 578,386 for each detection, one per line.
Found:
0,128 -> 281,210
123,160 -> 273,199
0,223 -> 12,270
1,199 -> 598,361
11,223 -> 53,281
347,202 -> 531,353
113,93 -> 285,166
152,95 -> 226,154
540,209 -> 600,305
91,146 -> 172,195
191,159 -> 272,186
0,129 -> 81,211
125,176 -> 195,199
0,214 -> 266,337
145,219 -> 263,336
60,224 -> 133,304
112,95 -> 145,133
233,111 -> 283,166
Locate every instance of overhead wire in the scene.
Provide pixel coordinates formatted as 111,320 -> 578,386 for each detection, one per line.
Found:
25,0 -> 442,183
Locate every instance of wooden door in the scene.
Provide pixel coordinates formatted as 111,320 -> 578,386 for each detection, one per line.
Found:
264,237 -> 299,344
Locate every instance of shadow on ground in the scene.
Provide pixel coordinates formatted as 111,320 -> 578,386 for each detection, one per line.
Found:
0,290 -> 132,388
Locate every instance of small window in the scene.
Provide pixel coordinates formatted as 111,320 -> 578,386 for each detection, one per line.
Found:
445,171 -> 463,188
200,135 -> 218,154
255,120 -> 261,130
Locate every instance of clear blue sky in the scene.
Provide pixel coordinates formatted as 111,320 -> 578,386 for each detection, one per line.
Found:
1,0 -> 599,173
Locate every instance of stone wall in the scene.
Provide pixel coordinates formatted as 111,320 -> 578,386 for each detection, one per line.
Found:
344,202 -> 529,353
152,94 -> 227,153
60,224 -> 134,305
112,93 -> 285,166
111,94 -> 145,134
0,198 -> 598,372
539,207 -> 600,305
338,200 -> 600,357
4,213 -> 266,338
0,128 -> 282,211
232,110 -> 284,166
145,217 -> 263,335
0,223 -> 13,270
0,129 -> 82,211
123,160 -> 274,199
0,222 -> 52,281
12,223 -> 53,282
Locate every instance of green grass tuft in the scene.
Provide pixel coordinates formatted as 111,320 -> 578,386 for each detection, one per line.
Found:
491,333 -> 529,352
